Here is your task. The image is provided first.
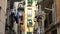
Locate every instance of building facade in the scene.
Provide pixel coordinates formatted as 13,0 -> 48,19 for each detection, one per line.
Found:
41,0 -> 60,34
0,0 -> 7,34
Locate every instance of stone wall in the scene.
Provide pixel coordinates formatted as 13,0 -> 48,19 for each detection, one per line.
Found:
0,0 -> 7,34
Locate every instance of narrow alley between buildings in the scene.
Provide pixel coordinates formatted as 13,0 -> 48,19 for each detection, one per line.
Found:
0,0 -> 60,34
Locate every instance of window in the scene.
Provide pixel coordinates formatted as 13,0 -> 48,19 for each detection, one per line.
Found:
51,29 -> 57,34
27,32 -> 32,34
49,11 -> 53,24
10,0 -> 14,9
44,10 -> 53,26
28,0 -> 32,5
49,0 -> 54,24
52,4 -> 55,23
44,17 -> 48,29
27,19 -> 32,27
44,0 -> 54,24
27,8 -> 32,17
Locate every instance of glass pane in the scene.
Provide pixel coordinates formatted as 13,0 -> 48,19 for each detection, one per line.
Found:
27,8 -> 32,17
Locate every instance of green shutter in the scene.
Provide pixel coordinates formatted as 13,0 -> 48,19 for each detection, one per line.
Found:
28,0 -> 32,5
27,19 -> 32,27
27,32 -> 32,34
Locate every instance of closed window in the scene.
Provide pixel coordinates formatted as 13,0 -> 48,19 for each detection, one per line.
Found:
27,19 -> 32,27
27,8 -> 32,17
51,29 -> 57,34
28,0 -> 32,5
27,32 -> 32,34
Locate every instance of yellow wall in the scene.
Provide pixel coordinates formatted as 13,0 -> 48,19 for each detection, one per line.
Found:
24,0 -> 35,34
